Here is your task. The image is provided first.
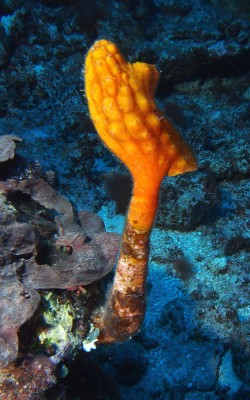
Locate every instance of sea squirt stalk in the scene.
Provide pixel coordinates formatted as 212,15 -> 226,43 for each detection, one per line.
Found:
85,39 -> 197,343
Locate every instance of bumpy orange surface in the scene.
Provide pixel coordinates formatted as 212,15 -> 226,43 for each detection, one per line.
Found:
85,40 -> 197,230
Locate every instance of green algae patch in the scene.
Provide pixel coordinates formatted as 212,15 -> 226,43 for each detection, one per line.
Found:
38,291 -> 82,354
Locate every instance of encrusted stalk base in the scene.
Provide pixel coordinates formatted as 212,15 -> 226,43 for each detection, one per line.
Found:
98,222 -> 150,343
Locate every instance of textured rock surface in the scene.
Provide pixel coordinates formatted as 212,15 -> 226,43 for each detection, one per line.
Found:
0,178 -> 120,367
0,355 -> 56,399
0,270 -> 40,368
0,178 -> 120,289
0,194 -> 40,367
157,171 -> 218,230
0,134 -> 22,162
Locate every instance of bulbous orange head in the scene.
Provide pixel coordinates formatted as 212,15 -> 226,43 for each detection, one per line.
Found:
85,40 -> 197,194
85,40 -> 197,230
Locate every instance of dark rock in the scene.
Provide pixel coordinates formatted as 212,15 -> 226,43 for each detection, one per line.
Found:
0,262 -> 40,367
224,236 -> 250,256
231,323 -> 250,383
158,298 -> 195,334
0,177 -> 120,366
153,0 -> 192,16
157,171 -> 218,230
0,221 -> 35,264
0,177 -> 74,218
0,178 -> 120,289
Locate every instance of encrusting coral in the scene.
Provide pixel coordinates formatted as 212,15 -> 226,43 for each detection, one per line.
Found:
85,39 -> 197,343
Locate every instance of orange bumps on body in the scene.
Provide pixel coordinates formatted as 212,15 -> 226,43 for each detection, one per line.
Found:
85,39 -> 197,186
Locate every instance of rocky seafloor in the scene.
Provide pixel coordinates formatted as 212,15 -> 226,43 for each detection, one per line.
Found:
0,0 -> 249,399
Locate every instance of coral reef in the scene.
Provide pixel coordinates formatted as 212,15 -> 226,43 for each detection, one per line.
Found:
0,356 -> 57,400
0,175 -> 120,367
0,0 -> 249,398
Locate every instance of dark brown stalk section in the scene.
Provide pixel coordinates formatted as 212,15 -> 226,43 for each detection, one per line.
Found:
98,222 -> 151,343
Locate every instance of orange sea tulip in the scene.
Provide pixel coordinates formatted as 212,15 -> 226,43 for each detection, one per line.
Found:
85,39 -> 197,343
